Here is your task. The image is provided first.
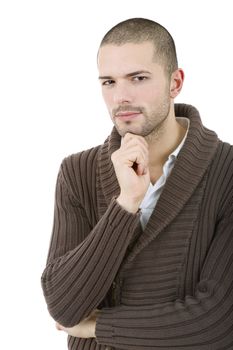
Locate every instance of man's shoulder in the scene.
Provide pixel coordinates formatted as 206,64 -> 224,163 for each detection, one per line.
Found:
65,144 -> 101,165
61,144 -> 102,177
57,144 -> 103,201
213,140 -> 233,216
209,140 -> 233,177
209,139 -> 233,196
217,140 -> 233,161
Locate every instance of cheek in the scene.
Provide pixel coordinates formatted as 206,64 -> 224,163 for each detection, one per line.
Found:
137,83 -> 161,100
101,91 -> 115,116
145,84 -> 169,102
102,90 -> 112,107
139,90 -> 160,106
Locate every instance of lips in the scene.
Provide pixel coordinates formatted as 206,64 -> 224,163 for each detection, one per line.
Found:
115,111 -> 141,121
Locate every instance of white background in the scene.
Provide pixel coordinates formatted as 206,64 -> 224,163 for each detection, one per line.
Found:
0,0 -> 232,349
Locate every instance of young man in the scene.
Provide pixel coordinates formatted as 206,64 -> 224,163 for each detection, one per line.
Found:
41,18 -> 233,349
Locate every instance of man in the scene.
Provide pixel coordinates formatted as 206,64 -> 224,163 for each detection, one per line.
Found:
41,18 -> 233,349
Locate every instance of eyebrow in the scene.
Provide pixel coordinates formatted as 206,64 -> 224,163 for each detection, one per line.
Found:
98,70 -> 152,80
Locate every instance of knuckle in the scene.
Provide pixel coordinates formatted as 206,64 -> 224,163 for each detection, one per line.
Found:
111,153 -> 115,161
111,150 -> 118,161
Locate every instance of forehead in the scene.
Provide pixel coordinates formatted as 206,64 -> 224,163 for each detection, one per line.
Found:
98,42 -> 159,76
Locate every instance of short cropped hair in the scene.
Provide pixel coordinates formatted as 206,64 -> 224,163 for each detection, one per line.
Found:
100,18 -> 178,78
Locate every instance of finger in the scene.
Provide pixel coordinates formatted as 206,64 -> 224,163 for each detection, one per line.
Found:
121,142 -> 148,158
124,150 -> 148,170
121,141 -> 149,162
56,323 -> 67,332
56,323 -> 63,331
120,138 -> 148,157
122,133 -> 148,149
122,137 -> 148,152
113,145 -> 147,165
135,162 -> 149,176
136,163 -> 144,176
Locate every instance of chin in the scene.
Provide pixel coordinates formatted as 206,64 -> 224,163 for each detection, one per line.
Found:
116,126 -> 137,136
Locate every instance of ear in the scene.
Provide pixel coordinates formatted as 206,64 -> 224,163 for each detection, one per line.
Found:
170,69 -> 184,98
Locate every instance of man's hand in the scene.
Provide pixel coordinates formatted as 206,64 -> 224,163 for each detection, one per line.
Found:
111,133 -> 150,213
56,309 -> 99,338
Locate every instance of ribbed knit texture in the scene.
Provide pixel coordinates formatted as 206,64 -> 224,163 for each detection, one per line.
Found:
41,104 -> 233,349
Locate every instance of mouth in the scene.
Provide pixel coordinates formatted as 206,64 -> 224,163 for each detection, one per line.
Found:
115,111 -> 142,121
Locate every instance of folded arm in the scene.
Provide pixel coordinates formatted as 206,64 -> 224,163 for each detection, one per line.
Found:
95,209 -> 233,349
41,160 -> 140,327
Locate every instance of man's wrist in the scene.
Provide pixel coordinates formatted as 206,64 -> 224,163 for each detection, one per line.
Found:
116,195 -> 140,214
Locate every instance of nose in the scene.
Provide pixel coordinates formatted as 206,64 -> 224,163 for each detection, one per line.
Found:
113,82 -> 133,104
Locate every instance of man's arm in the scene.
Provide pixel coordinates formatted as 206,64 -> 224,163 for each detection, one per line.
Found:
94,209 -> 233,349
54,137 -> 233,348
51,134 -> 151,336
111,133 -> 150,214
93,138 -> 233,349
41,148 -> 140,328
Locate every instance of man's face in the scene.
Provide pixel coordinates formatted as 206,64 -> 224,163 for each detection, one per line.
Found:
98,41 -> 172,137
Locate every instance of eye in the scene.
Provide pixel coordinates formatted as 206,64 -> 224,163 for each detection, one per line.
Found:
102,79 -> 115,86
132,75 -> 148,82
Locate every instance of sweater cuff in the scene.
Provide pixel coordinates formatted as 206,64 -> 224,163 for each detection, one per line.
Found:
110,196 -> 141,217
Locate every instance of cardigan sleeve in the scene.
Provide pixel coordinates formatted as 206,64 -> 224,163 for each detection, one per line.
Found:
41,159 -> 140,328
96,198 -> 233,349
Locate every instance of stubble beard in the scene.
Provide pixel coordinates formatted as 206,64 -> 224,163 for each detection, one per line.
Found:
144,100 -> 171,143
113,96 -> 171,140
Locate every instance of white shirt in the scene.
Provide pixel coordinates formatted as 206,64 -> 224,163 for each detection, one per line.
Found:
139,118 -> 190,230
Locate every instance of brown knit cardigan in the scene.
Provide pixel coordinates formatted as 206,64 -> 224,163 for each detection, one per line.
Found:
41,104 -> 233,349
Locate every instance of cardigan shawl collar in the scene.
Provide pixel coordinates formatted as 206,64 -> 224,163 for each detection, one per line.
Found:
97,104 -> 219,259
